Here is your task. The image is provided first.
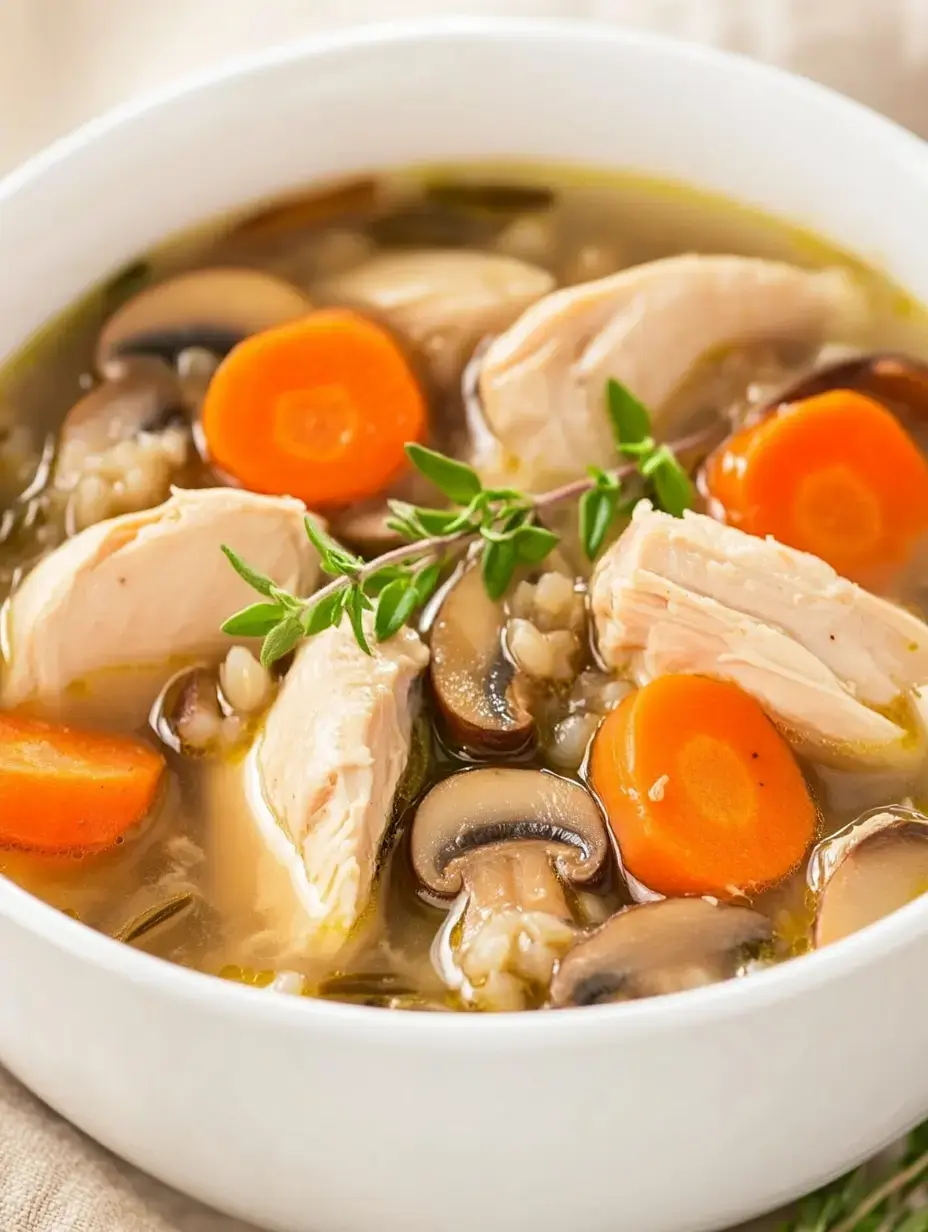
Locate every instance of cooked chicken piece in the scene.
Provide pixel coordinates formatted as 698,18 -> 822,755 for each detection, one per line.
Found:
318,249 -> 554,384
1,487 -> 318,722
251,621 -> 429,958
479,256 -> 865,488
591,504 -> 928,767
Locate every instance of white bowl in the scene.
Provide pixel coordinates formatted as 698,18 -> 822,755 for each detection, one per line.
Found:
2,19 -> 928,1232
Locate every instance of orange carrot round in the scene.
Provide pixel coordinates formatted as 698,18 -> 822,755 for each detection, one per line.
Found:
703,388 -> 928,584
0,713 -> 165,854
200,308 -> 427,508
589,675 -> 816,897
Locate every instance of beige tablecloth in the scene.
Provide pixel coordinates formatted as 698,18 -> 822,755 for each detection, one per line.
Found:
1,2 -> 926,1229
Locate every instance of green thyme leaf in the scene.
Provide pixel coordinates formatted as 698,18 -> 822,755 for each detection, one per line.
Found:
220,545 -> 276,597
362,565 -> 410,596
302,588 -> 347,636
514,524 -> 559,564
345,586 -> 372,655
617,436 -> 656,459
374,578 -> 419,642
221,601 -> 287,637
482,538 -> 517,600
304,516 -> 363,576
386,515 -> 425,540
606,378 -> 651,450
579,486 -> 620,559
413,561 -> 442,605
587,465 -> 621,492
405,443 -> 483,504
642,445 -> 694,517
260,615 -> 303,667
388,500 -> 461,537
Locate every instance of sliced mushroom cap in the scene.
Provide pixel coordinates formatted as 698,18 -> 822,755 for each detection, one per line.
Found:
55,357 -> 187,488
760,352 -> 928,421
809,806 -> 928,947
95,268 -> 312,371
478,255 -> 866,489
411,767 -> 607,897
230,177 -> 379,240
430,565 -> 533,752
317,249 -> 554,385
550,898 -> 773,1007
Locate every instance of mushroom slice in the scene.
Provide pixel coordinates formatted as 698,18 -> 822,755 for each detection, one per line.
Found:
430,565 -> 533,752
413,768 -> 608,1009
809,806 -> 928,947
760,351 -> 928,421
550,898 -> 773,1007
95,268 -> 312,370
478,255 -> 865,489
54,357 -> 187,490
317,249 -> 554,385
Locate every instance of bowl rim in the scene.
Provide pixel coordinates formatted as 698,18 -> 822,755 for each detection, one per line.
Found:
2,14 -> 928,1044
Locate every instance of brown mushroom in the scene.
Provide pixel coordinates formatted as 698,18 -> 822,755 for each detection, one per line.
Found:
759,351 -> 928,420
413,767 -> 607,914
95,268 -> 312,371
152,665 -> 241,756
429,565 -> 534,753
809,805 -> 928,947
230,177 -> 379,240
412,767 -> 609,1007
55,357 -> 188,490
550,898 -> 773,1007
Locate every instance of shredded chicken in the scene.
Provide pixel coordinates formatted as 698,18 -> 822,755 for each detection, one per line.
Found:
478,255 -> 865,488
251,620 -> 429,959
0,486 -> 318,724
592,504 -> 928,767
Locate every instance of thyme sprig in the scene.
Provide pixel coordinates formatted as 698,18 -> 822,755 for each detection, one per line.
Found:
221,379 -> 708,666
780,1121 -> 928,1231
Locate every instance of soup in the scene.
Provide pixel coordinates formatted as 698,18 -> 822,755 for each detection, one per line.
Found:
3,165 -> 928,1012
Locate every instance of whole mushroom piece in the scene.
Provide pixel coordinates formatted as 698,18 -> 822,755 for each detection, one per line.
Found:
809,805 -> 928,947
550,897 -> 773,1007
411,767 -> 609,1010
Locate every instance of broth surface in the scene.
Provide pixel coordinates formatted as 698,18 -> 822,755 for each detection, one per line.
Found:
3,164 -> 928,1010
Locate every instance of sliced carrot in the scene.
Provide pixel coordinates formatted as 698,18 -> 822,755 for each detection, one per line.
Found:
0,713 -> 165,854
200,307 -> 427,507
703,388 -> 928,584
589,675 -> 816,897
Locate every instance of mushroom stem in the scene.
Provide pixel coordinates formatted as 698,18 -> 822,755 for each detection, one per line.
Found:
461,845 -> 570,927
453,849 -> 576,1009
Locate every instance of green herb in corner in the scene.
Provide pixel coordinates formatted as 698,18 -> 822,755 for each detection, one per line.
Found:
221,377 -> 709,664
780,1121 -> 928,1231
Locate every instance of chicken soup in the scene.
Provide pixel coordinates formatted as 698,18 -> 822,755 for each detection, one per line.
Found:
3,166 -> 928,1011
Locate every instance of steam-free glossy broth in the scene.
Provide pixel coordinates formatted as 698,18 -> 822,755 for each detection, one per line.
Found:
3,165 -> 928,1011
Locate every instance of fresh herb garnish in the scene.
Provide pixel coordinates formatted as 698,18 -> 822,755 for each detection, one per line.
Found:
780,1121 -> 928,1231
221,379 -> 708,665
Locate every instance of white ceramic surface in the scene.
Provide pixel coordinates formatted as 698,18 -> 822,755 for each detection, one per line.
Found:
2,20 -> 928,1232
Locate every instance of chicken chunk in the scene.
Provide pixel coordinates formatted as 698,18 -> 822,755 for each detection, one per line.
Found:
479,256 -> 865,488
251,621 -> 429,958
318,249 -> 554,384
591,504 -> 928,767
1,487 -> 318,722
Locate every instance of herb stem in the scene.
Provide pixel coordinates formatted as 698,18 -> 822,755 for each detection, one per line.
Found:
830,1149 -> 928,1232
297,421 -> 717,622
